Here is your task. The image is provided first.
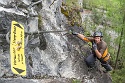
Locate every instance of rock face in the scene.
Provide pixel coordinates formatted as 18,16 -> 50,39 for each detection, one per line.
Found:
0,0 -> 112,83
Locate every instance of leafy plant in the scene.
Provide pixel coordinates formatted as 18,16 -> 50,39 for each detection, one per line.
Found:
72,79 -> 81,83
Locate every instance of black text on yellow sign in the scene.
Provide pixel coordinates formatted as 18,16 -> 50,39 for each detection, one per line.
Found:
10,21 -> 26,76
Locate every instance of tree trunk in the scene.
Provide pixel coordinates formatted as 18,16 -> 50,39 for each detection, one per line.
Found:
114,13 -> 125,70
114,27 -> 123,70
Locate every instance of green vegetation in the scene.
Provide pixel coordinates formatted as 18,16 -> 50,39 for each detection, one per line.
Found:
38,13 -> 43,30
64,0 -> 81,8
64,0 -> 125,83
61,0 -> 82,26
72,79 -> 81,83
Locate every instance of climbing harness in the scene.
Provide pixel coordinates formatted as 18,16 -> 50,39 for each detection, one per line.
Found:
101,48 -> 110,61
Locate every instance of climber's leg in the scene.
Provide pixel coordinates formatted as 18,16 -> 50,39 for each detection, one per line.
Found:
85,54 -> 96,68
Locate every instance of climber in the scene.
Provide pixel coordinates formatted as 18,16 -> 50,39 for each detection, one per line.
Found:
71,31 -> 112,73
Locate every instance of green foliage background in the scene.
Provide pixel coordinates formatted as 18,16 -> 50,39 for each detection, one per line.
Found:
64,0 -> 125,83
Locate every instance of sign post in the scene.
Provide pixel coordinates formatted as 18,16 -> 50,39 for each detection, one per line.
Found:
10,21 -> 26,76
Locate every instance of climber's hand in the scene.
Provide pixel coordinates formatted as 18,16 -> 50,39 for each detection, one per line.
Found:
92,42 -> 97,51
69,30 -> 78,35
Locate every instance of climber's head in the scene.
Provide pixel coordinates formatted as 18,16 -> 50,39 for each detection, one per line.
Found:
93,31 -> 103,37
93,31 -> 103,44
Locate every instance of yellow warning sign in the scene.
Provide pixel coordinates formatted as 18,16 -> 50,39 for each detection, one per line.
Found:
10,21 -> 26,76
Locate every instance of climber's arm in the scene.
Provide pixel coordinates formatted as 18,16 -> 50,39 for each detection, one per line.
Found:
77,34 -> 93,42
94,50 -> 102,58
